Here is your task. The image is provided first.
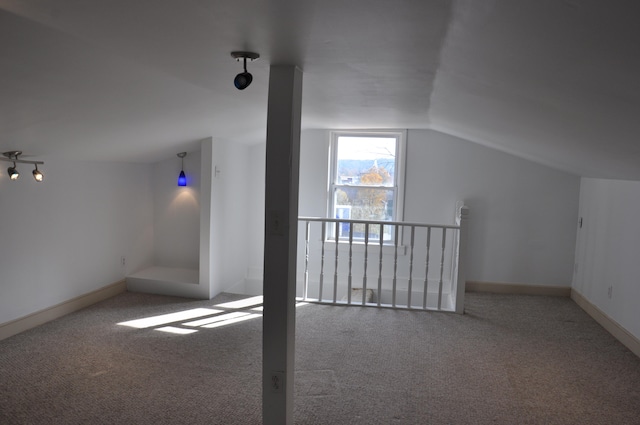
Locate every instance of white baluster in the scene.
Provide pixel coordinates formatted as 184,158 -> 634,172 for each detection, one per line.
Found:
392,225 -> 399,308
378,223 -> 384,307
408,226 -> 415,308
304,221 -> 310,300
438,228 -> 447,310
423,227 -> 431,309
363,223 -> 369,305
455,206 -> 469,314
334,221 -> 339,303
319,221 -> 326,301
348,222 -> 353,304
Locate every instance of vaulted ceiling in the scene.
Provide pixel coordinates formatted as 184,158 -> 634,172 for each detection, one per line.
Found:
2,0 -> 640,179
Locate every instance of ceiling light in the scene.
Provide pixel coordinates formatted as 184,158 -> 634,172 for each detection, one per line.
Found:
177,152 -> 187,186
231,51 -> 260,90
8,163 -> 19,180
33,164 -> 44,182
1,151 -> 44,183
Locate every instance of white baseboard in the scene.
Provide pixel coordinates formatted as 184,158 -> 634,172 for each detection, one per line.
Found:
571,289 -> 640,358
466,281 -> 572,297
0,280 -> 126,341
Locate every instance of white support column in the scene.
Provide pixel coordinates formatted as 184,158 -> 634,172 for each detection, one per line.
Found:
455,206 -> 469,314
262,65 -> 303,425
199,137 -> 213,299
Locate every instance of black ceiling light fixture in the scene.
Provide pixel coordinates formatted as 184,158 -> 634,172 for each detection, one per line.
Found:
8,162 -> 19,180
231,51 -> 260,90
2,151 -> 45,182
33,164 -> 44,182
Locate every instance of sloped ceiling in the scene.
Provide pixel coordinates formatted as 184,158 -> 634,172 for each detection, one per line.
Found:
1,0 -> 639,179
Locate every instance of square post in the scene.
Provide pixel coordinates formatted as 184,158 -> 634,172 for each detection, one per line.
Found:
455,206 -> 469,314
262,65 -> 303,425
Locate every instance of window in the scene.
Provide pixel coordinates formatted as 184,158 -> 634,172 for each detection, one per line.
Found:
328,131 -> 405,242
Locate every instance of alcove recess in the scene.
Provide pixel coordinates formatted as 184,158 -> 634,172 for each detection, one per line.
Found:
127,139 -> 213,299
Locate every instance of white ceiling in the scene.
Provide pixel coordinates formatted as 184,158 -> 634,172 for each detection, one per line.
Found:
2,0 -> 640,179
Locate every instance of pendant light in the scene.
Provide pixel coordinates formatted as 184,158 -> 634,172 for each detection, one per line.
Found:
177,152 -> 187,186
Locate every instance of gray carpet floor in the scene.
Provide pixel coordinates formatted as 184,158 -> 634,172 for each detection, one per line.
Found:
1,291 -> 639,424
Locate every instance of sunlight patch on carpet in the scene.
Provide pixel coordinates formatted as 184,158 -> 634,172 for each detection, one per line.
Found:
184,311 -> 253,327
155,326 -> 199,334
201,313 -> 262,328
117,308 -> 221,328
115,295 -> 310,335
214,296 -> 264,309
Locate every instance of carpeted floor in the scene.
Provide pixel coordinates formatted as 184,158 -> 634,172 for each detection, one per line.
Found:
1,291 -> 639,424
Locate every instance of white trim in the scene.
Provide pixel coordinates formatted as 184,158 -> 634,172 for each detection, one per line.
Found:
0,280 -> 126,341
322,240 -> 407,256
465,281 -> 572,297
571,289 -> 640,358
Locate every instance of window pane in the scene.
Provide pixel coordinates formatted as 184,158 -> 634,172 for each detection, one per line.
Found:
336,136 -> 396,187
333,187 -> 394,222
331,221 -> 393,242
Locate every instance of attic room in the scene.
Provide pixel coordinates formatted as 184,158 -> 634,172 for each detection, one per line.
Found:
1,1 -> 640,424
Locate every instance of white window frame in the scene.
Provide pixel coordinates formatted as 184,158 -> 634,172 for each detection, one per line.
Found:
327,130 -> 406,244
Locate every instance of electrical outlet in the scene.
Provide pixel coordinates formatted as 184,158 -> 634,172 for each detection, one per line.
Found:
271,371 -> 284,393
121,256 -> 126,268
607,286 -> 613,299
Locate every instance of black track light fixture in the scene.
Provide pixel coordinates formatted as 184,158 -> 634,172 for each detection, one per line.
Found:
2,151 -> 44,183
8,162 -> 19,180
33,164 -> 44,182
231,51 -> 260,90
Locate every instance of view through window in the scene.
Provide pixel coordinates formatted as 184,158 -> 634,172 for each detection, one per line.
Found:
329,131 -> 405,242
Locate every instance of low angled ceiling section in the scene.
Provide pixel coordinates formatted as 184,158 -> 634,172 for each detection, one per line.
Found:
428,0 -> 640,179
299,0 -> 452,129
0,8 -> 237,162
0,0 -> 455,163
0,0 -> 275,162
0,0 -> 451,163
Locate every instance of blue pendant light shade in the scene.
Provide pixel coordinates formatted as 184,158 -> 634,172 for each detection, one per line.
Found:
177,152 -> 187,186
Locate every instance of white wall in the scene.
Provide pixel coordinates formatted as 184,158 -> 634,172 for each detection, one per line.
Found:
247,143 -> 266,282
0,159 -> 153,324
573,178 -> 640,339
208,138 -> 251,296
298,129 -> 581,287
152,151 -> 201,269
